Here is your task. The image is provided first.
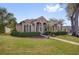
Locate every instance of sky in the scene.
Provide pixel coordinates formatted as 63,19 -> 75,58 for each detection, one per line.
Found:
0,3 -> 71,26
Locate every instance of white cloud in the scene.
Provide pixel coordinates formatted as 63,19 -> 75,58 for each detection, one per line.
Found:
44,4 -> 64,13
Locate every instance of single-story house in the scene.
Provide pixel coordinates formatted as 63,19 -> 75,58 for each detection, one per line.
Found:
16,16 -> 63,33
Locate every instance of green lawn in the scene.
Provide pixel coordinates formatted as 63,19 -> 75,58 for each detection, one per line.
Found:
0,35 -> 79,55
56,35 -> 79,43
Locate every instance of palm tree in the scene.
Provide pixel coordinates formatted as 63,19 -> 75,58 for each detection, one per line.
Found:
66,3 -> 79,37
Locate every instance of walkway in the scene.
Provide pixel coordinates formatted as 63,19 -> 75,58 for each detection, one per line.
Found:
50,37 -> 79,46
41,35 -> 79,46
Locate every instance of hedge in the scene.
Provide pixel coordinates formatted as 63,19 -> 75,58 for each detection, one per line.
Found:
43,31 -> 68,36
11,31 -> 41,37
43,31 -> 50,35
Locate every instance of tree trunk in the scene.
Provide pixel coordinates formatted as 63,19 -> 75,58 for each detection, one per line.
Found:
0,16 -> 5,34
71,17 -> 75,36
74,8 -> 79,37
71,7 -> 79,37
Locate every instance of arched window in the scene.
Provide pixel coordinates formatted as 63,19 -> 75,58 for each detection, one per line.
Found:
43,23 -> 47,32
36,22 -> 41,32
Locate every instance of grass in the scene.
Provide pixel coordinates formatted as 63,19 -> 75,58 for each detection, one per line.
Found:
0,35 -> 79,55
56,35 -> 79,43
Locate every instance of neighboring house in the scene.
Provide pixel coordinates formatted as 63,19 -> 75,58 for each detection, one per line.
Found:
16,16 -> 63,33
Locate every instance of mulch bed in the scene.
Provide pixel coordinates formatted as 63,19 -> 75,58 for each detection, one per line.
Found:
12,35 -> 46,39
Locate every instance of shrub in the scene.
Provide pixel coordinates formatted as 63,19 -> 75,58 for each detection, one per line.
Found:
43,31 -> 50,35
11,31 -> 41,37
43,31 -> 68,36
51,31 -> 68,36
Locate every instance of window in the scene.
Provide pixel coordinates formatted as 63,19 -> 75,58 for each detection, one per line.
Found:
24,25 -> 26,32
26,24 -> 28,32
29,25 -> 31,32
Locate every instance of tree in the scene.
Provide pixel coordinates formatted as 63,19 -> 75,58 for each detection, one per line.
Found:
6,13 -> 17,31
0,7 -> 7,33
0,7 -> 17,34
66,3 -> 79,37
